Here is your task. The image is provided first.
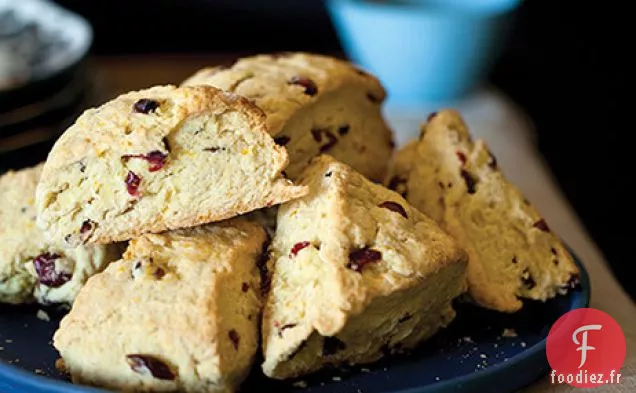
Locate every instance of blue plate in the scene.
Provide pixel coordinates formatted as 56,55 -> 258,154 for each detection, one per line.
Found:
0,251 -> 590,393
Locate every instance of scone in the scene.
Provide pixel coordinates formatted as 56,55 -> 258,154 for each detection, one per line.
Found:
0,164 -> 122,305
387,110 -> 579,312
261,155 -> 468,379
181,52 -> 394,182
36,85 -> 305,246
53,218 -> 266,393
385,140 -> 417,199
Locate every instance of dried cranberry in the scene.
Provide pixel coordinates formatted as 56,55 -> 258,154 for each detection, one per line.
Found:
488,150 -> 498,169
398,314 -> 412,323
319,131 -> 338,152
456,151 -> 467,165
153,268 -> 166,280
311,128 -> 323,142
126,355 -> 175,380
325,171 -> 333,178
551,248 -> 557,255
347,247 -> 382,272
288,76 -> 318,96
427,112 -> 438,122
122,151 -> 167,172
133,99 -> 160,114
80,220 -> 94,235
460,169 -> 477,194
274,135 -> 290,146
33,253 -> 70,287
322,336 -> 346,356
533,219 -> 550,232
241,282 -> 249,292
367,93 -> 382,103
290,241 -> 311,258
228,329 -> 240,350
125,171 -> 142,196
512,256 -> 518,264
79,219 -> 96,242
521,269 -> 536,290
337,124 -> 350,136
438,181 -> 445,189
378,201 -> 408,218
277,323 -> 298,338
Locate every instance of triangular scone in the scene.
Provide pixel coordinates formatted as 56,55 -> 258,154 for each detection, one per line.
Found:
0,164 -> 122,305
36,85 -> 306,245
54,218 -> 266,393
387,110 -> 579,312
182,52 -> 394,182
261,155 -> 467,379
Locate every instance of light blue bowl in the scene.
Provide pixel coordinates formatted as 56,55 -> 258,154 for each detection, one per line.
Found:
326,0 -> 521,106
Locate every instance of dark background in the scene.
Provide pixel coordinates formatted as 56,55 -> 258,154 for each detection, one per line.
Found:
50,0 -> 635,301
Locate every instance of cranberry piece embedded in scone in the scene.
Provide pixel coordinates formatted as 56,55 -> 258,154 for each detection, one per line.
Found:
319,130 -> 338,153
144,151 -> 168,172
125,171 -> 142,196
122,151 -> 167,172
126,354 -> 176,380
378,201 -> 408,218
33,253 -> 71,287
347,247 -> 382,272
228,329 -> 240,350
133,99 -> 160,114
533,219 -> 550,232
427,112 -> 438,122
460,169 -> 477,194
456,151 -> 467,165
274,135 -> 291,146
290,241 -> 311,258
337,124 -> 350,136
288,76 -> 318,96
79,219 -> 96,242
310,128 -> 323,142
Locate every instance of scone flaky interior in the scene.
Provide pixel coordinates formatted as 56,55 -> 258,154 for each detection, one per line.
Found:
36,85 -> 305,246
182,52 -> 394,182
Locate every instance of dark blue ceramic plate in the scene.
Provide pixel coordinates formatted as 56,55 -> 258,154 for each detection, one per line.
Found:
0,252 -> 590,393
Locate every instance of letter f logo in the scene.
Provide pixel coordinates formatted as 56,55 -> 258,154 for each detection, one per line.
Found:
572,324 -> 602,368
